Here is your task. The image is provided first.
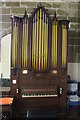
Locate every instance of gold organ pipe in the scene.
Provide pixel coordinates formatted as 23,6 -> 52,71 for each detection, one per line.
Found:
46,18 -> 48,69
23,20 -> 25,67
39,9 -> 41,70
34,14 -> 36,69
22,21 -> 23,67
12,22 -> 15,67
15,22 -> 18,66
23,19 -> 26,68
14,22 -> 17,67
41,12 -> 44,70
32,17 -> 34,69
55,23 -> 57,67
24,18 -> 26,67
12,22 -> 14,67
62,25 -> 67,68
52,23 -> 53,67
13,22 -> 16,67
36,12 -> 39,69
53,24 -> 56,67
15,23 -> 17,66
22,21 -> 24,67
44,14 -> 46,70
14,22 -> 16,67
26,19 -> 28,67
52,22 -> 57,68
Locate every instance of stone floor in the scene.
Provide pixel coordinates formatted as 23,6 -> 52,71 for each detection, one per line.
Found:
1,105 -> 80,119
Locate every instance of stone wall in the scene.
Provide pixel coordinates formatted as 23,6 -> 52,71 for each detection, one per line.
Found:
0,1 -> 80,63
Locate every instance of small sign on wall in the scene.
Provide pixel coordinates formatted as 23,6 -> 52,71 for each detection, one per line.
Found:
12,80 -> 16,84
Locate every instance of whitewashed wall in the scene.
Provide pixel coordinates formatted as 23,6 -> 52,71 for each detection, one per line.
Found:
68,63 -> 80,82
0,33 -> 80,82
0,62 -> 2,78
0,34 -> 11,79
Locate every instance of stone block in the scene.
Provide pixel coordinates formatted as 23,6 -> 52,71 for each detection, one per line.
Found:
0,15 -> 11,22
52,2 -> 61,8
57,16 -> 67,20
75,46 -> 80,53
0,2 -> 2,6
0,23 -> 11,31
47,9 -> 56,15
60,3 -> 69,10
69,3 -> 78,9
69,17 -> 79,22
68,46 -> 75,54
0,2 -> 5,6
0,8 -> 10,14
57,9 -> 68,16
68,9 -> 78,17
5,2 -> 20,7
21,2 -> 37,7
27,8 -> 35,14
70,23 -> 80,30
11,7 -> 26,14
68,30 -> 80,37
78,53 -> 80,62
78,2 -> 80,9
68,53 -> 79,63
68,37 -> 79,45
37,2 -> 51,8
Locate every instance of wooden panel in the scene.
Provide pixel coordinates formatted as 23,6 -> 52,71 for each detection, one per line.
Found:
21,97 -> 58,109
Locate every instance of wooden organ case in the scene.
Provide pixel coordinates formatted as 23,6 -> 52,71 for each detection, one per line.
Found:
11,7 -> 69,110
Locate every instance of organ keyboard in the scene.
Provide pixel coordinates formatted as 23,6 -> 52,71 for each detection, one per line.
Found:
22,94 -> 58,98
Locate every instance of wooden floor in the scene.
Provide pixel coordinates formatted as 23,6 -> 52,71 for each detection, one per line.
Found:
1,105 -> 80,119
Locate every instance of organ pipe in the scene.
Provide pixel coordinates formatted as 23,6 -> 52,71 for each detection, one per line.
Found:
44,14 -> 46,70
41,12 -> 44,70
22,18 -> 28,68
52,22 -> 57,69
36,11 -> 39,69
62,25 -> 67,68
32,17 -> 34,68
39,9 -> 41,70
12,21 -> 18,68
46,18 -> 48,69
26,19 -> 28,67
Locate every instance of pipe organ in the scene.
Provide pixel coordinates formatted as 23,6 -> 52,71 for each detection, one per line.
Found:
11,7 -> 69,110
